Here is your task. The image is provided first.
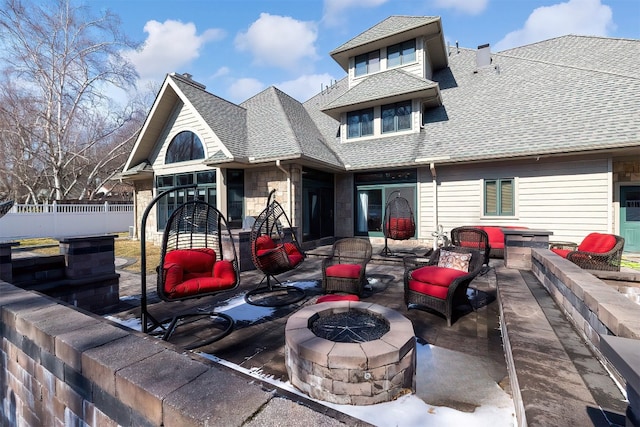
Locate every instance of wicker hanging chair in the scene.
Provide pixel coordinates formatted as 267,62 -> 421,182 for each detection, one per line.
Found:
140,187 -> 239,349
380,191 -> 415,256
246,189 -> 306,306
0,200 -> 14,219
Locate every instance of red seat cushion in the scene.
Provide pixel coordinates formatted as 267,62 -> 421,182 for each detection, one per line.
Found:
578,233 -> 616,253
481,227 -> 505,249
411,265 -> 468,287
256,235 -> 276,251
408,280 -> 450,300
551,248 -> 571,258
166,276 -> 236,298
316,294 -> 360,304
284,242 -> 304,267
325,263 -> 362,279
165,248 -> 216,273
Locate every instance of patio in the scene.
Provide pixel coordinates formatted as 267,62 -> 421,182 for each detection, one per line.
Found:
107,243 -> 630,426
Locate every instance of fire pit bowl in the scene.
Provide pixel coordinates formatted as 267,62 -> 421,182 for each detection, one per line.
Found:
285,301 -> 416,405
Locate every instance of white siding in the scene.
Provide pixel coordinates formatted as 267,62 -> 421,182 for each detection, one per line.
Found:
417,157 -> 612,244
151,102 -> 222,173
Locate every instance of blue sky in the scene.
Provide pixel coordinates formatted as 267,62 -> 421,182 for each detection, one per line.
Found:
92,0 -> 640,104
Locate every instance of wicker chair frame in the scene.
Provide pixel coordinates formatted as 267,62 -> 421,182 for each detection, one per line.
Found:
322,238 -> 372,296
140,188 -> 239,349
381,191 -> 415,256
403,246 -> 484,326
450,227 -> 491,267
246,189 -> 306,306
0,200 -> 14,219
552,235 -> 625,271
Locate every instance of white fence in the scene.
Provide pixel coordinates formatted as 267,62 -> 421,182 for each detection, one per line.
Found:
0,202 -> 134,240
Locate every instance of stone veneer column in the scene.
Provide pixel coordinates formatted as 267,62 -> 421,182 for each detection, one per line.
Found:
58,235 -> 116,278
503,229 -> 553,269
0,241 -> 18,282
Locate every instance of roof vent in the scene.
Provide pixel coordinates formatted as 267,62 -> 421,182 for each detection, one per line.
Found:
476,43 -> 491,68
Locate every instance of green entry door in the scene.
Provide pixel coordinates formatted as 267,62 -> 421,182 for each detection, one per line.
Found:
620,185 -> 640,252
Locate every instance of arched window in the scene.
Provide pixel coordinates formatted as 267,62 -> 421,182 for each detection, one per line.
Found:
165,131 -> 204,164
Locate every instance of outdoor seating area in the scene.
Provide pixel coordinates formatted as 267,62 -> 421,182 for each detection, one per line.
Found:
550,231 -> 626,271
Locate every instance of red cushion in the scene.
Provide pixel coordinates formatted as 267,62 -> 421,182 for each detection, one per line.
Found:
551,248 -> 571,258
578,233 -> 616,253
283,243 -> 304,267
214,260 -> 237,285
411,265 -> 468,287
481,227 -> 505,249
408,279 -> 450,300
165,248 -> 216,273
325,263 -> 362,279
256,235 -> 276,251
163,263 -> 183,290
166,277 -> 236,299
316,294 -> 360,304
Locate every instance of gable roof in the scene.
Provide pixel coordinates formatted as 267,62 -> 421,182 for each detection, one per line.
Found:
123,24 -> 639,179
330,16 -> 448,72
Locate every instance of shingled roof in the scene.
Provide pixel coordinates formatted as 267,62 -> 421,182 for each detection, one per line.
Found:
123,32 -> 639,177
304,35 -> 640,171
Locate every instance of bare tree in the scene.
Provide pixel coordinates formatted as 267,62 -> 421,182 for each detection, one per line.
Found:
0,0 -> 143,201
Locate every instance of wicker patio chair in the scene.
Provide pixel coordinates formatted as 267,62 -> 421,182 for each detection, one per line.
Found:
0,200 -> 14,219
404,246 -> 484,326
450,226 -> 491,267
246,189 -> 306,306
140,188 -> 239,349
551,232 -> 625,271
322,238 -> 372,296
380,191 -> 415,256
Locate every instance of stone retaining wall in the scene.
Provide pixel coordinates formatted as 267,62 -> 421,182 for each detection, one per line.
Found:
530,248 -> 640,385
0,281 -> 351,427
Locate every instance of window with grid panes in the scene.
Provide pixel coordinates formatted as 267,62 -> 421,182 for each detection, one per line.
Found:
484,179 -> 514,216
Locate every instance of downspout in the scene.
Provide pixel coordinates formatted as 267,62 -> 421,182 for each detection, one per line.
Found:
430,162 -> 438,234
276,160 -> 292,221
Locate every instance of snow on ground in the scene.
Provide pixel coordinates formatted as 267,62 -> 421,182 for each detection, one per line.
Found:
106,281 -> 516,427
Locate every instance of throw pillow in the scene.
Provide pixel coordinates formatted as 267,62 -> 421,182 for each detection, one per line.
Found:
437,250 -> 471,272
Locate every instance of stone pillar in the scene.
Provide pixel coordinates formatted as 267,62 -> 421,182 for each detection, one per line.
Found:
58,235 -> 116,278
600,335 -> 640,427
230,229 -> 255,272
503,229 -> 553,269
0,241 -> 18,282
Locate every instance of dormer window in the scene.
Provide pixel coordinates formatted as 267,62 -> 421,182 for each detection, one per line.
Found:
382,101 -> 412,133
347,108 -> 374,138
355,50 -> 380,77
387,40 -> 416,68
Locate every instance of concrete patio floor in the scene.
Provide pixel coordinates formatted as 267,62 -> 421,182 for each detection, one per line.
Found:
105,244 -> 631,426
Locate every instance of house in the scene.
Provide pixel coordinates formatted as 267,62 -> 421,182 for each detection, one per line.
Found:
120,15 -> 640,252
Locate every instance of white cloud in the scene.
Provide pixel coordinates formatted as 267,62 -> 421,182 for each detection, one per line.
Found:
275,73 -> 339,103
227,78 -> 266,103
211,67 -> 230,79
322,0 -> 389,27
494,0 -> 614,51
234,13 -> 319,71
125,20 -> 225,80
432,0 -> 488,15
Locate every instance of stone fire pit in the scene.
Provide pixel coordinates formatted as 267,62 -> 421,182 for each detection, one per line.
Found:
285,301 -> 416,405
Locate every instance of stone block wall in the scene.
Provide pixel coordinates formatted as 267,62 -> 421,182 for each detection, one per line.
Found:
0,282 -> 283,427
531,248 -> 640,386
